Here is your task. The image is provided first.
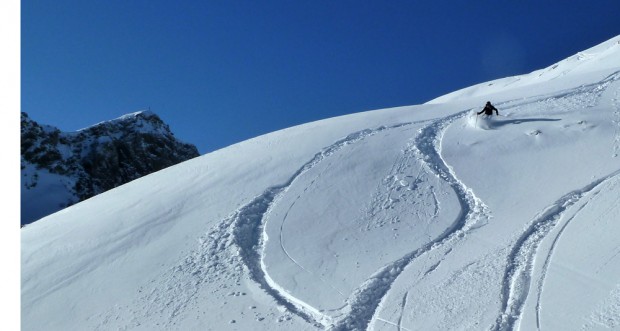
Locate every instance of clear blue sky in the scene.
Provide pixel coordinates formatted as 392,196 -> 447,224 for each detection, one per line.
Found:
22,1 -> 620,154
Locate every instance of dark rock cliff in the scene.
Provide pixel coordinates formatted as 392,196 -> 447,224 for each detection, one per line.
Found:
21,111 -> 200,225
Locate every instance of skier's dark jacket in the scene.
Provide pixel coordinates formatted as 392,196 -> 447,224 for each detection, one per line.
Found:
478,102 -> 499,116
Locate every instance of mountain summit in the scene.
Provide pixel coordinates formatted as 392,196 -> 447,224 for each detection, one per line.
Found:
21,111 -> 199,225
22,36 -> 620,331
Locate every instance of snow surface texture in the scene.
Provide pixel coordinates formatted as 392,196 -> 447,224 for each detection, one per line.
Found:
22,36 -> 620,331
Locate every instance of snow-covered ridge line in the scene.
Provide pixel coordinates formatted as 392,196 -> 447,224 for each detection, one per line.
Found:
329,110 -> 491,331
428,36 -> 620,104
79,110 -> 157,131
480,70 -> 620,116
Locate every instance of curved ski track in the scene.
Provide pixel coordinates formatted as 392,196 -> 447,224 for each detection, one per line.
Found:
328,110 -> 491,331
91,72 -> 620,330
214,108 -> 492,330
489,170 -> 620,331
276,173 -> 349,301
490,73 -> 620,331
120,75 -> 619,330
534,176 -> 620,330
229,122 -> 422,327
202,106 -> 497,331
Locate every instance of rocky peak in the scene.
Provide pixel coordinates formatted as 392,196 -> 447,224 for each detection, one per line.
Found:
21,111 -> 200,225
80,111 -> 171,136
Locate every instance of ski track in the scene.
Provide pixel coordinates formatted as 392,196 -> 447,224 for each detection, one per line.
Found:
534,176 -> 620,330
611,74 -> 620,157
276,174 -> 349,301
490,73 -> 620,331
97,72 -> 620,330
375,317 -> 414,331
396,292 -> 409,331
206,122 -> 424,328
95,123 -> 414,329
295,74 -> 620,331
105,121 -> 442,330
490,171 -> 620,331
222,108 -> 486,331
329,110 -> 491,331
224,122 -> 428,328
499,70 -> 620,116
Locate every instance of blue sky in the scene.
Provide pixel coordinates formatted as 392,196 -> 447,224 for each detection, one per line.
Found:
22,1 -> 620,154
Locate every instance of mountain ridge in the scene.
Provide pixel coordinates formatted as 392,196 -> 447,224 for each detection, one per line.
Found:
20,110 -> 200,225
428,35 -> 620,104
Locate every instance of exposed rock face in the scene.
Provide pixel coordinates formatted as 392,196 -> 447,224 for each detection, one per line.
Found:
21,111 -> 200,225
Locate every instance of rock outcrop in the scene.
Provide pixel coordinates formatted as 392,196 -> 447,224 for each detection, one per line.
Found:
21,111 -> 200,225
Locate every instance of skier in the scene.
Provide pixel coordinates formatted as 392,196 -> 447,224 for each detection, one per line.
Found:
478,101 -> 499,116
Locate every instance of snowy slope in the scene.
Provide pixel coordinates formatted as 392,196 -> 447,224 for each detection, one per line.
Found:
21,35 -> 620,331
428,36 -> 620,104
